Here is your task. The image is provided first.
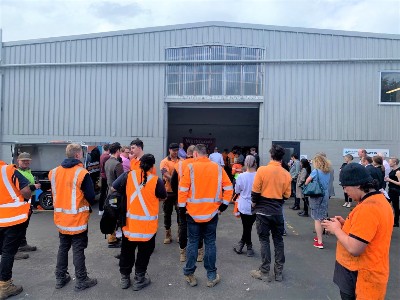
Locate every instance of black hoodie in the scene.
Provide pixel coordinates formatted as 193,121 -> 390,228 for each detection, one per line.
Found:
61,158 -> 96,206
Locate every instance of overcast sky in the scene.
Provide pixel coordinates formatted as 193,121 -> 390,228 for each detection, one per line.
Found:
1,0 -> 399,42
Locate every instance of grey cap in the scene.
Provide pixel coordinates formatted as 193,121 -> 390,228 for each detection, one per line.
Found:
17,152 -> 32,160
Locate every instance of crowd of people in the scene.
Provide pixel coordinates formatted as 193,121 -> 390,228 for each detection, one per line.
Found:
0,143 -> 398,300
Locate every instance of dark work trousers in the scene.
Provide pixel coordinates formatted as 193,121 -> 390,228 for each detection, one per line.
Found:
344,193 -> 352,203
19,206 -> 33,247
163,192 -> 180,230
302,197 -> 309,213
55,230 -> 88,281
291,180 -> 296,197
340,291 -> 356,300
119,234 -> 156,276
99,177 -> 108,211
240,213 -> 256,246
388,189 -> 400,225
256,214 -> 285,275
179,210 -> 203,250
0,221 -> 27,281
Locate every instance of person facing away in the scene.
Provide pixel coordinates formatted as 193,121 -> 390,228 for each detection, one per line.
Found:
48,143 -> 97,292
178,144 -> 233,288
98,143 -> 110,215
322,163 -> 393,300
112,153 -> 167,291
0,161 -> 31,299
250,144 -> 291,282
209,147 -> 224,167
16,152 -> 39,253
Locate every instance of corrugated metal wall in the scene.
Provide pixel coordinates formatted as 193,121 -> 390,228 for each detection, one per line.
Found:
1,22 -> 400,145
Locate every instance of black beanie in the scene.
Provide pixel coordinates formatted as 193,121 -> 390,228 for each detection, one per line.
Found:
339,163 -> 373,186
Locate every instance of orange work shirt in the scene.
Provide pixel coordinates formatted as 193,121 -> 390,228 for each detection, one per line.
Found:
160,156 -> 181,192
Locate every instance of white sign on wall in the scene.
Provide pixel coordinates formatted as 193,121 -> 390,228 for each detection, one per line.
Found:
342,149 -> 390,158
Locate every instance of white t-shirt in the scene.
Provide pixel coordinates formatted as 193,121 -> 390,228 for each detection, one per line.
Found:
209,152 -> 224,166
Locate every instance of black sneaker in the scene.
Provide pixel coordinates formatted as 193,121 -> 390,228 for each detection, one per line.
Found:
55,273 -> 71,289
74,276 -> 97,292
120,274 -> 131,289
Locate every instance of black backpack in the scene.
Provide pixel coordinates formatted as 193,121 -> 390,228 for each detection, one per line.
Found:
100,192 -> 122,234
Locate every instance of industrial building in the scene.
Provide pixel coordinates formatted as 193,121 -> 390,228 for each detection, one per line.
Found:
0,22 -> 399,192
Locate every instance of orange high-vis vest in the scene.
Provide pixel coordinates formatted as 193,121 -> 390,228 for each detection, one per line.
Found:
178,157 -> 233,223
123,170 -> 159,241
0,165 -> 30,227
49,165 -> 91,235
175,158 -> 195,181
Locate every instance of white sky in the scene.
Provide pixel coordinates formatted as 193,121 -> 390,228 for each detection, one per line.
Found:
1,0 -> 399,42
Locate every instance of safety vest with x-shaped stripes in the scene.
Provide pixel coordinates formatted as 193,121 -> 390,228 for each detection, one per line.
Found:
0,165 -> 30,227
49,164 -> 90,235
123,170 -> 159,242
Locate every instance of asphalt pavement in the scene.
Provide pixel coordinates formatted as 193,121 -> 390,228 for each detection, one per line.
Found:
9,197 -> 400,300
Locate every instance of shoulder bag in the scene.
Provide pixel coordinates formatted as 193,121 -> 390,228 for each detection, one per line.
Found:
302,170 -> 324,197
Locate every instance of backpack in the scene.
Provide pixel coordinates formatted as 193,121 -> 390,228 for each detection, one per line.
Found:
100,192 -> 122,234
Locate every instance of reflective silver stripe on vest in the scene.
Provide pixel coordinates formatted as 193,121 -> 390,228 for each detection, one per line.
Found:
215,165 -> 222,200
123,230 -> 154,239
128,171 -> 155,219
54,206 -> 90,214
1,166 -> 18,202
0,201 -> 29,208
126,212 -> 158,221
191,210 -> 218,221
50,167 -> 58,205
223,185 -> 233,191
178,203 -> 186,207
71,167 -> 85,212
222,200 -> 230,205
187,198 -> 221,204
179,187 -> 189,192
56,224 -> 88,232
178,161 -> 183,178
188,164 -> 195,202
0,213 -> 28,224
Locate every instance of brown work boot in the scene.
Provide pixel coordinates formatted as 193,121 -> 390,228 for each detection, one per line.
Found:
179,248 -> 186,262
163,229 -> 172,244
250,269 -> 272,282
184,274 -> 197,287
206,274 -> 220,288
196,247 -> 204,262
0,279 -> 23,300
14,252 -> 29,260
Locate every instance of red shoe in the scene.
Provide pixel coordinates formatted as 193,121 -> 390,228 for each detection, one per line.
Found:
313,241 -> 324,249
313,237 -> 318,242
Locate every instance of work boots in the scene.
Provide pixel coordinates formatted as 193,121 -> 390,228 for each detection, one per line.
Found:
74,276 -> 97,292
196,247 -> 204,262
0,279 -> 23,300
163,229 -> 172,244
18,244 -> 37,252
233,241 -> 244,254
120,274 -> 131,289
14,252 -> 29,260
246,244 -> 255,257
132,272 -> 151,291
179,248 -> 186,262
55,272 -> 71,289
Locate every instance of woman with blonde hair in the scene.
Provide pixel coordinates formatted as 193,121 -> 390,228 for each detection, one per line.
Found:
304,155 -> 331,249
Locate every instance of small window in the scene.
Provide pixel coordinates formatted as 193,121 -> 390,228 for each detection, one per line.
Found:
381,71 -> 400,103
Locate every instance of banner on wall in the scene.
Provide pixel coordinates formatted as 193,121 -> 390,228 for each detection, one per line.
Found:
182,137 -> 216,153
343,148 -> 390,158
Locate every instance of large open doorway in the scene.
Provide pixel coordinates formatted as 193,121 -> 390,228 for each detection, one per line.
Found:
167,103 -> 259,154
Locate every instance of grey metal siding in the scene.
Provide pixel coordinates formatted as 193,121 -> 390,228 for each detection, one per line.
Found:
0,22 -> 399,155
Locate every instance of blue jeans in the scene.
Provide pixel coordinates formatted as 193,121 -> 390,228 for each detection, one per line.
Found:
256,214 -> 285,275
183,214 -> 218,280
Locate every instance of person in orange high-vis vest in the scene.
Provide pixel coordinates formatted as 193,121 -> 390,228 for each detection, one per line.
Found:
129,138 -> 157,175
112,154 -> 167,291
178,144 -> 233,288
49,144 -> 97,292
0,162 -> 31,299
171,145 -> 204,263
160,142 -> 182,244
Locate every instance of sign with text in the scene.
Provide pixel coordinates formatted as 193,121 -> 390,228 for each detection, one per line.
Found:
342,148 -> 390,158
183,137 -> 216,153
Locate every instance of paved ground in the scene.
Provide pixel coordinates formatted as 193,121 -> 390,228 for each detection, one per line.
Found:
9,197 -> 399,300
